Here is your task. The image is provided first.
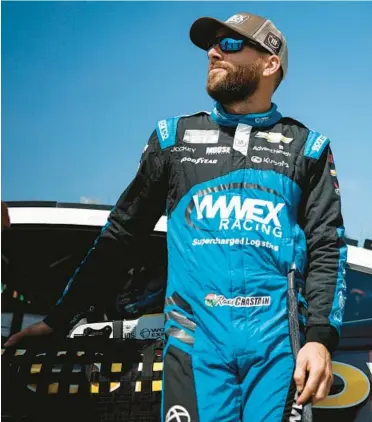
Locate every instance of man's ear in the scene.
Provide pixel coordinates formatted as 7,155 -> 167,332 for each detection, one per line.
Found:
262,55 -> 281,78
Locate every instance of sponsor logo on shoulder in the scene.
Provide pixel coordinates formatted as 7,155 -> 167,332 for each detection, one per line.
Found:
205,293 -> 271,308
312,135 -> 328,153
251,156 -> 262,163
206,146 -> 231,155
255,131 -> 293,144
183,130 -> 219,144
158,120 -> 169,141
180,157 -> 217,165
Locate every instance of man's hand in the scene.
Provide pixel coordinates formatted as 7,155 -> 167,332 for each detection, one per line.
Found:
294,342 -> 333,405
4,321 -> 53,347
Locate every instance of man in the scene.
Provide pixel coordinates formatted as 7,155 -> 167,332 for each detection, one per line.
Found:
5,12 -> 347,422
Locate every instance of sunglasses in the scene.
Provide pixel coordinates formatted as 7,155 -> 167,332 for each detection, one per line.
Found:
207,36 -> 268,54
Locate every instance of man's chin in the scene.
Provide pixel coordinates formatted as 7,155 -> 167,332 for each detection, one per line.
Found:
207,88 -> 228,103
207,86 -> 253,104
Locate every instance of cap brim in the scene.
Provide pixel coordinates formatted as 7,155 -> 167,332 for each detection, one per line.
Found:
190,17 -> 234,50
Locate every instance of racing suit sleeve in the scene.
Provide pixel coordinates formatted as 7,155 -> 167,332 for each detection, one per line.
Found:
298,145 -> 347,353
43,131 -> 168,332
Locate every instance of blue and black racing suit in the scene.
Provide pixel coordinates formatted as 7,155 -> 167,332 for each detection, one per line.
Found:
44,103 -> 347,422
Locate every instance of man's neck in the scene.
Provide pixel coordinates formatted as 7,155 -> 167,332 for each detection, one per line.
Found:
222,94 -> 272,115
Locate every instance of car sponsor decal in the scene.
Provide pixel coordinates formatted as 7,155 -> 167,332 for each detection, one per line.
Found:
314,361 -> 371,409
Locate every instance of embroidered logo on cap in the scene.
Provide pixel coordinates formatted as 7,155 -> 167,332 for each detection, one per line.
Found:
264,32 -> 282,54
226,14 -> 249,25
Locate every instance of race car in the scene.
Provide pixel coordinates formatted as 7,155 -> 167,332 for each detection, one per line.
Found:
2,201 -> 371,422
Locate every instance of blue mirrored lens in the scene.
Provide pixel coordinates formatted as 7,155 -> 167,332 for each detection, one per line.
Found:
219,38 -> 244,52
207,37 -> 244,53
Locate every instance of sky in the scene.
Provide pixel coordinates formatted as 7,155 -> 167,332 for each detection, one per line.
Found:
1,1 -> 372,242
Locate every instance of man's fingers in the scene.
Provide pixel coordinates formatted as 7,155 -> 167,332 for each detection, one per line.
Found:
295,342 -> 332,405
4,332 -> 25,347
4,326 -> 35,346
297,369 -> 322,405
312,372 -> 333,404
4,322 -> 53,347
293,358 -> 307,393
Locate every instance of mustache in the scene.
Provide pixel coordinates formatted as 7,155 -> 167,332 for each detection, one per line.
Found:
208,62 -> 232,72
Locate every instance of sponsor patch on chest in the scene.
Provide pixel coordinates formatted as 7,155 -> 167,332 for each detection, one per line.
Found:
183,130 -> 219,144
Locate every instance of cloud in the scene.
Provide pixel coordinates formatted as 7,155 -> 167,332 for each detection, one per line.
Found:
80,196 -> 101,205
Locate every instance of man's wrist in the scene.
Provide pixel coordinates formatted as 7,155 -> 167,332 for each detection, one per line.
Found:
305,325 -> 339,353
43,310 -> 74,335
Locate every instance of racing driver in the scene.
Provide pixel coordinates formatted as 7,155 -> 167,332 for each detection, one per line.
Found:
5,11 -> 347,422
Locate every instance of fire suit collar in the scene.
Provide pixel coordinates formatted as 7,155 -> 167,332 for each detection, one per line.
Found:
211,102 -> 282,128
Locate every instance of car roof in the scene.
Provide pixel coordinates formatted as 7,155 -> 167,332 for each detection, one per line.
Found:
346,245 -> 372,273
6,202 -> 372,271
7,202 -> 167,233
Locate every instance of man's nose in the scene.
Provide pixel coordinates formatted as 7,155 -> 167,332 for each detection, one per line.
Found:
207,44 -> 223,61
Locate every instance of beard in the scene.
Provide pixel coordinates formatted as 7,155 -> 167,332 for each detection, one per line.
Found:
207,60 -> 262,104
